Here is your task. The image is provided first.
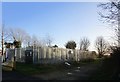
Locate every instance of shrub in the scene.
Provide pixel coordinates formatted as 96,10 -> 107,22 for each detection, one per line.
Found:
110,47 -> 120,79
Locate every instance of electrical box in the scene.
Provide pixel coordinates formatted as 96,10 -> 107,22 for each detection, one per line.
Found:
25,50 -> 33,64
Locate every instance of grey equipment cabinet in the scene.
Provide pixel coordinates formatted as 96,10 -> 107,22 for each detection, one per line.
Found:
25,50 -> 33,64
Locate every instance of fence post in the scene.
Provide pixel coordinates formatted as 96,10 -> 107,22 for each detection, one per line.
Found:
20,48 -> 21,60
37,47 -> 39,62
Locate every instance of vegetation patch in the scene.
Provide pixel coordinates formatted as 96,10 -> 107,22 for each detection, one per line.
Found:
88,57 -> 120,80
15,59 -> 99,75
15,62 -> 64,75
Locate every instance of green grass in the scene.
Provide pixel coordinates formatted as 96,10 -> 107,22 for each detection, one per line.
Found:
16,63 -> 65,75
15,58 -> 120,80
15,59 -> 100,76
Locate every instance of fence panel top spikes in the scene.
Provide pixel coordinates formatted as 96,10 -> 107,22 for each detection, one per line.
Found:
4,47 -> 97,64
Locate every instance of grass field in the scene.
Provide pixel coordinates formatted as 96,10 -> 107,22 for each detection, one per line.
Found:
15,59 -> 98,75
2,57 -> 120,80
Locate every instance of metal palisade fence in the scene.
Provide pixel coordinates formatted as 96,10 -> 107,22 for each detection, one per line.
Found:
5,47 -> 97,64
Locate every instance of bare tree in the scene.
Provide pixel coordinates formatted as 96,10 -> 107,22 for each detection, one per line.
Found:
0,25 -> 12,42
8,28 -> 29,46
30,35 -> 45,47
24,34 -> 31,47
95,36 -> 107,57
31,35 -> 38,46
79,37 -> 90,51
40,38 -> 46,47
0,24 -> 11,56
45,34 -> 53,47
98,0 -> 120,46
9,28 -> 27,41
